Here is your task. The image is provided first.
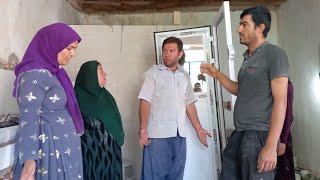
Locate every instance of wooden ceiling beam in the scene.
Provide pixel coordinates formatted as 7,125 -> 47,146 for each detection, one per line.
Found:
72,0 -> 287,13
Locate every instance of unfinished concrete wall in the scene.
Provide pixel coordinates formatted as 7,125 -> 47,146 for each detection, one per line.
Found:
77,10 -> 278,80
0,0 -> 287,177
0,0 -> 80,68
278,0 -> 320,177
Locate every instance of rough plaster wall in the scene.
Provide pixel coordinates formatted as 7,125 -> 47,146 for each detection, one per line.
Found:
0,0 -> 80,64
0,0 -> 285,176
277,0 -> 320,176
79,11 -> 218,25
77,10 -> 278,74
0,1 -> 12,61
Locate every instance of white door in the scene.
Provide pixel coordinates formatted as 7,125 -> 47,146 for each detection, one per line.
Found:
184,92 -> 218,180
154,25 -> 221,180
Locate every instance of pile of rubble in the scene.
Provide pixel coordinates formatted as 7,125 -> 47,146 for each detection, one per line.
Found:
0,53 -> 19,71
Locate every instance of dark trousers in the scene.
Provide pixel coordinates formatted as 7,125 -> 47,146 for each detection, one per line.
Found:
141,136 -> 186,180
220,130 -> 275,180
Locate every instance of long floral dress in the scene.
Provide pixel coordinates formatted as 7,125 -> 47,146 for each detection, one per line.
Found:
13,69 -> 83,180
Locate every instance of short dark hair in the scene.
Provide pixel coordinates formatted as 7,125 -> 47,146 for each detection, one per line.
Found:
162,37 -> 183,52
240,6 -> 271,38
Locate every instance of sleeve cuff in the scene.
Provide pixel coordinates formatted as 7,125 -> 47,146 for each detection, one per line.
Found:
186,98 -> 197,105
138,95 -> 152,103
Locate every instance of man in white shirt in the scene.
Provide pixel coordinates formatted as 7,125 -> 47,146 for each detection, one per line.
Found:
138,37 -> 211,180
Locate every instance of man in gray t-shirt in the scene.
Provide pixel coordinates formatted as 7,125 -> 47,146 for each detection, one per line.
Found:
201,6 -> 288,180
235,42 -> 289,131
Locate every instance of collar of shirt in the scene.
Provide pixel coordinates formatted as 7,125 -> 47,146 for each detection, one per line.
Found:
243,41 -> 269,59
157,64 -> 185,73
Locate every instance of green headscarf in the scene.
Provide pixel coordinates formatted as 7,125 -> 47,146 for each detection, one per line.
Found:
74,60 -> 124,146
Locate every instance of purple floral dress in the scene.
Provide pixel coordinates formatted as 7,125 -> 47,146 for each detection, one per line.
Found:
13,69 -> 83,180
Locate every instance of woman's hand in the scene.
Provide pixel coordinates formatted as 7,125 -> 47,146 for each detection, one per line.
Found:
20,160 -> 36,180
277,143 -> 286,156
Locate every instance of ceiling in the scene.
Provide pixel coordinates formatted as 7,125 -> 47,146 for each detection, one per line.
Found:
67,0 -> 287,14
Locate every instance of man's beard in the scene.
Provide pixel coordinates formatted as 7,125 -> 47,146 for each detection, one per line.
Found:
164,61 -> 178,68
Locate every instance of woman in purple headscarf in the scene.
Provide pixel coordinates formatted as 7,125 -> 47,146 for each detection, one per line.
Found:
12,23 -> 84,180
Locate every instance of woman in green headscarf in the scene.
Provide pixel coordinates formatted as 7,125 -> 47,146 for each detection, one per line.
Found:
74,60 -> 124,180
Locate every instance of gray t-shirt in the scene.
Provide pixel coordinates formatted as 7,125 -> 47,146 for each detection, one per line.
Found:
234,42 -> 289,131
